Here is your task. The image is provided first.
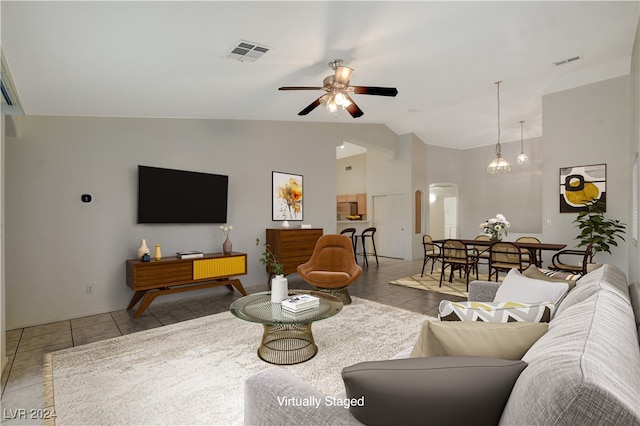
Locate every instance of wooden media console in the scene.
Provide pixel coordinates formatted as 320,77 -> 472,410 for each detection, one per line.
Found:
126,252 -> 248,318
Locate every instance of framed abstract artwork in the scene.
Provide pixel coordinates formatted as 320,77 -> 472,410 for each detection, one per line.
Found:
272,171 -> 303,221
559,164 -> 606,213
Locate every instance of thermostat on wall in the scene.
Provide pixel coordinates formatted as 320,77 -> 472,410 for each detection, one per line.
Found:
81,194 -> 92,203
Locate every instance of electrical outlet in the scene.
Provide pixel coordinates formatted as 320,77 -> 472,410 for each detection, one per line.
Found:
86,285 -> 94,294
547,219 -> 552,227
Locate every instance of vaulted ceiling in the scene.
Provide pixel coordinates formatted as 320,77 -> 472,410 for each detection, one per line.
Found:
2,1 -> 638,149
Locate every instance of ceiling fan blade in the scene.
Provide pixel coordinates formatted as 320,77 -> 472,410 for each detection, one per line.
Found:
344,95 -> 364,118
279,86 -> 323,91
298,96 -> 323,116
351,86 -> 398,97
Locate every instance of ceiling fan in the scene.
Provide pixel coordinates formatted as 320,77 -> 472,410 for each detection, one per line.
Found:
279,59 -> 398,118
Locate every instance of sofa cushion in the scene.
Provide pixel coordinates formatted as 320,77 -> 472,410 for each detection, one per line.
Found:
523,265 -> 577,290
555,264 -> 630,317
500,290 -> 640,425
439,300 -> 553,323
494,269 -> 569,307
341,356 -> 527,426
410,320 -> 548,360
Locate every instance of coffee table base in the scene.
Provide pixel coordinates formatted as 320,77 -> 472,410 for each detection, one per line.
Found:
258,323 -> 318,365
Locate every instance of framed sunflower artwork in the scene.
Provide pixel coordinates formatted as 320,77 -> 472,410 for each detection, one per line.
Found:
559,164 -> 606,213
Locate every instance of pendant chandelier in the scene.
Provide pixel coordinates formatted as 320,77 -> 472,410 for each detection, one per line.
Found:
486,81 -> 511,174
517,120 -> 529,164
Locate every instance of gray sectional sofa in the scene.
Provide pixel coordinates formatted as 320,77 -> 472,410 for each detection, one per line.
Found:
244,264 -> 640,425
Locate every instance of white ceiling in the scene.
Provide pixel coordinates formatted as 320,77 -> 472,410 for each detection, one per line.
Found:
1,1 -> 638,149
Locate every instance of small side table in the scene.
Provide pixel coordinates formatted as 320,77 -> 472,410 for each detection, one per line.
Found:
230,290 -> 343,365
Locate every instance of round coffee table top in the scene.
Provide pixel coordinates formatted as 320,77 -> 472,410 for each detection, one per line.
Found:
230,290 -> 343,326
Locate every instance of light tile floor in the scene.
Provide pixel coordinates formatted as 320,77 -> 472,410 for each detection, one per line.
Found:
0,257 -> 464,425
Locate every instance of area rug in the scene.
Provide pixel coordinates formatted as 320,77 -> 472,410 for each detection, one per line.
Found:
390,269 -> 498,298
44,297 -> 433,426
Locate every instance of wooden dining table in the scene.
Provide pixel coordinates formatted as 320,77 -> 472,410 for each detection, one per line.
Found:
433,239 -> 567,267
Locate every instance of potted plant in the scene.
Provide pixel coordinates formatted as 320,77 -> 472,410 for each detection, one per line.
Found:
573,199 -> 626,263
256,238 -> 284,275
256,238 -> 288,302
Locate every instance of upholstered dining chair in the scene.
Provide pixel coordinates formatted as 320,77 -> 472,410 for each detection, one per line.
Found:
488,242 -> 525,282
548,243 -> 594,277
297,234 -> 363,304
515,236 -> 542,267
439,239 -> 479,289
421,235 -> 442,276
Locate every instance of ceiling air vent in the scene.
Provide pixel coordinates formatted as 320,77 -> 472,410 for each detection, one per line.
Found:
225,40 -> 270,63
553,55 -> 582,66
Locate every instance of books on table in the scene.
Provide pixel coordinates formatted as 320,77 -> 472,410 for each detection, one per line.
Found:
176,251 -> 204,259
281,294 -> 320,313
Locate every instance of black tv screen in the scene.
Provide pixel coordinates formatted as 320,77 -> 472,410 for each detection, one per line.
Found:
137,165 -> 228,224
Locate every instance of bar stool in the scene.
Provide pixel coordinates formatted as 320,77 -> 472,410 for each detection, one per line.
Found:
356,227 -> 379,267
340,228 -> 357,259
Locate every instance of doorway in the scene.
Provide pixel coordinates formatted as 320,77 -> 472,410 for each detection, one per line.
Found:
429,183 -> 459,240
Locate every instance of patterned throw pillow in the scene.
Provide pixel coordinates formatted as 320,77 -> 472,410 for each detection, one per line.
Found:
439,300 -> 554,323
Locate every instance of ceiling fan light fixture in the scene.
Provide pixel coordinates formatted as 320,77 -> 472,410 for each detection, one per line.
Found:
335,66 -> 354,86
487,81 -> 512,174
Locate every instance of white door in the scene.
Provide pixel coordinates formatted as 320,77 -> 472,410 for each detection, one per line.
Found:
444,197 -> 458,238
372,194 -> 405,258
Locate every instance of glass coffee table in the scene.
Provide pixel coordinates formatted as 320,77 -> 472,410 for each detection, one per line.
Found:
230,290 -> 343,365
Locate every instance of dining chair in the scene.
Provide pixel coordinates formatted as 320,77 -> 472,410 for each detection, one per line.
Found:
488,242 -> 525,282
548,243 -> 594,277
515,236 -> 542,267
473,235 -> 491,267
439,239 -> 479,289
421,235 -> 442,276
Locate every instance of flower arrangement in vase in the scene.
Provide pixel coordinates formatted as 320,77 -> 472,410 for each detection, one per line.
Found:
480,214 -> 510,241
220,224 -> 233,254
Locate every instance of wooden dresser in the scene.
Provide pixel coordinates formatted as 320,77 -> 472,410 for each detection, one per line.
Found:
265,228 -> 323,275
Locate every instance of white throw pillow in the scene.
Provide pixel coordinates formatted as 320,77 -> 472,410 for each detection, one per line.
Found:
494,269 -> 569,306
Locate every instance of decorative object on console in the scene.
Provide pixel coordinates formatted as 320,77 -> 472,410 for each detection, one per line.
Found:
141,253 -> 150,262
272,171 -> 303,221
270,275 -> 289,303
137,239 -> 150,260
176,251 -> 204,259
220,224 -> 233,254
154,244 -> 162,260
486,81 -> 511,174
480,213 -> 510,241
281,220 -> 290,228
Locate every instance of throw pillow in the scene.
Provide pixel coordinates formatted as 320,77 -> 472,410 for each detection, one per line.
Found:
409,320 -> 548,359
522,265 -> 577,291
494,268 -> 569,306
439,300 -> 554,323
341,356 -> 527,426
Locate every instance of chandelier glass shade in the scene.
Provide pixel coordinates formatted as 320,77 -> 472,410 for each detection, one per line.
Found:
517,120 -> 529,164
487,81 -> 511,174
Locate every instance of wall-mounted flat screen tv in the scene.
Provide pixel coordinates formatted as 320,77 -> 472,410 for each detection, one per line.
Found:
137,165 -> 228,224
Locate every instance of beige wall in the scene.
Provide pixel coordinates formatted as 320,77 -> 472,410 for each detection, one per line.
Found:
629,16 -> 640,284
5,116 -> 397,328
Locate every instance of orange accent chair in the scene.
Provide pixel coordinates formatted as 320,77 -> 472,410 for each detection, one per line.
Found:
297,234 -> 363,304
